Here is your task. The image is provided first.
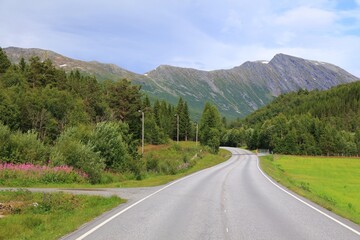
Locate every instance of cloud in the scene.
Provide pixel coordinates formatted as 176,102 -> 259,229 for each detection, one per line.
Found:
274,7 -> 337,29
0,0 -> 359,77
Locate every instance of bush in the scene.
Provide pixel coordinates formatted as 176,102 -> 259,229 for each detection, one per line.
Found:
145,153 -> 160,173
0,123 -> 49,164
51,128 -> 105,184
90,122 -> 132,171
8,131 -> 49,164
0,122 -> 11,159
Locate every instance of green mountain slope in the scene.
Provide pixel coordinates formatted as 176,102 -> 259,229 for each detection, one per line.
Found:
4,47 -> 359,120
241,81 -> 360,155
245,81 -> 360,131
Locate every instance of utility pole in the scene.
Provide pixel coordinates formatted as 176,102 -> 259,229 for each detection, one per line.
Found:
175,114 -> 179,144
138,110 -> 144,155
195,122 -> 198,146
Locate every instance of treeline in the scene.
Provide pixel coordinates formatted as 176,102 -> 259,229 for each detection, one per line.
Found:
0,48 -> 195,144
0,48 -> 208,183
0,47 -> 226,183
222,82 -> 360,156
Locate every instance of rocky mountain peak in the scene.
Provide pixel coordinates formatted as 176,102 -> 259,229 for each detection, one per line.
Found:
4,47 -> 359,119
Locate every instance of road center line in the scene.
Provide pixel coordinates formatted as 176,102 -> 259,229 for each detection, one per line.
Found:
74,155 -> 235,240
255,154 -> 360,236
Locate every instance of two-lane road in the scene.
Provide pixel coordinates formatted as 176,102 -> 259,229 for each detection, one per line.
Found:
64,147 -> 360,240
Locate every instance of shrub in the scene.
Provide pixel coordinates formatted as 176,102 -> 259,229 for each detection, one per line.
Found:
8,131 -> 49,164
145,153 -> 160,173
51,128 -> 105,184
0,124 -> 49,164
90,122 -> 131,171
0,122 -> 11,159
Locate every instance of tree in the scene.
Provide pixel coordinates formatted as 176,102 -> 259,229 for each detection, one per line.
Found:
199,103 -> 223,152
172,97 -> 191,141
106,79 -> 143,138
90,122 -> 132,171
355,129 -> 360,155
0,47 -> 11,74
208,128 -> 221,153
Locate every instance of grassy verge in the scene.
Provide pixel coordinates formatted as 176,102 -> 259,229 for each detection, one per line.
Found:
1,142 -> 230,188
115,148 -> 230,187
259,155 -> 360,224
0,189 -> 124,240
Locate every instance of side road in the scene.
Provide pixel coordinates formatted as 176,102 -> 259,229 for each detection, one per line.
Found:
0,187 -> 160,205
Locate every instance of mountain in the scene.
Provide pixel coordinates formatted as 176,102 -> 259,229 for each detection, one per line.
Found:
144,54 -> 359,119
4,47 -> 359,119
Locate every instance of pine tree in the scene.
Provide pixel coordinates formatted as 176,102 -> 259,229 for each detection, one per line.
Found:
0,47 -> 11,74
199,103 -> 222,152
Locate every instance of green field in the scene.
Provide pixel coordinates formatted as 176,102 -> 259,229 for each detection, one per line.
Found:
260,155 -> 360,224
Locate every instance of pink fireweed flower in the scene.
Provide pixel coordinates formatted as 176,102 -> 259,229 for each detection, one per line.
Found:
0,162 -> 88,180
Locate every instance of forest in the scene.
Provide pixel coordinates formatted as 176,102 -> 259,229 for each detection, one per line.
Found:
0,48 -> 223,183
222,82 -> 360,156
2,44 -> 359,185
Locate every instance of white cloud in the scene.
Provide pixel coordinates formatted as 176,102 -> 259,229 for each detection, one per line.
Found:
274,7 -> 337,29
222,10 -> 243,33
0,0 -> 359,77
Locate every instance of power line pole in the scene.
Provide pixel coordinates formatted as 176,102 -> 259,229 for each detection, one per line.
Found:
175,114 -> 179,144
138,110 -> 144,155
196,122 -> 198,146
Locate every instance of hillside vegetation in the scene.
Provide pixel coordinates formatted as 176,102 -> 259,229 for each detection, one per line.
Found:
0,47 -> 225,185
223,81 -> 360,156
5,47 -> 359,120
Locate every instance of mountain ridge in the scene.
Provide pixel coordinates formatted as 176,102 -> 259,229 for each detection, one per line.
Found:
4,47 -> 359,119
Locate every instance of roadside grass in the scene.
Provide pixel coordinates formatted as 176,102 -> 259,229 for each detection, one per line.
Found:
1,142 -> 230,188
115,148 -> 230,187
0,189 -> 124,240
0,143 -> 230,239
259,155 -> 360,224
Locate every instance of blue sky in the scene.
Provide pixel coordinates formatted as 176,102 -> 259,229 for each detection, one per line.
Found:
0,0 -> 359,76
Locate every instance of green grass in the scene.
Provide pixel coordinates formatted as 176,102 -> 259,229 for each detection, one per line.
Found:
66,143 -> 230,188
115,148 -> 230,187
0,143 -> 230,239
260,155 -> 360,224
1,142 -> 230,189
0,189 -> 124,240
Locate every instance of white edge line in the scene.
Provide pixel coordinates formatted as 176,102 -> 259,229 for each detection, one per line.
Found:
75,157 -> 231,240
256,155 -> 360,236
75,175 -> 193,239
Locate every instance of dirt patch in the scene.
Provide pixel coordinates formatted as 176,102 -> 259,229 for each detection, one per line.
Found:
0,201 -> 27,215
143,144 -> 169,152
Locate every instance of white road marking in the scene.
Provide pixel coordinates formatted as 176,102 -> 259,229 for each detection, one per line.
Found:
74,156 -> 235,240
255,155 -> 360,236
226,227 -> 229,233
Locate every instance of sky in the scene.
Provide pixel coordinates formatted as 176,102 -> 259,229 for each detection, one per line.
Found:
0,0 -> 360,76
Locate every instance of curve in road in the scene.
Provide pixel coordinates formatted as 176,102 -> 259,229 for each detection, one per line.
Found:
63,147 -> 360,240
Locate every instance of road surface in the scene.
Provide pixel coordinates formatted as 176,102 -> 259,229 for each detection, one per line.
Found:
63,147 -> 360,240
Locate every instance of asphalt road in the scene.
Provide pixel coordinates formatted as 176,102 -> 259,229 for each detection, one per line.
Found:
63,147 -> 360,240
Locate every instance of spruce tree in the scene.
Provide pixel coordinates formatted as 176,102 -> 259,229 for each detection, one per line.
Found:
199,103 -> 222,152
0,47 -> 11,74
